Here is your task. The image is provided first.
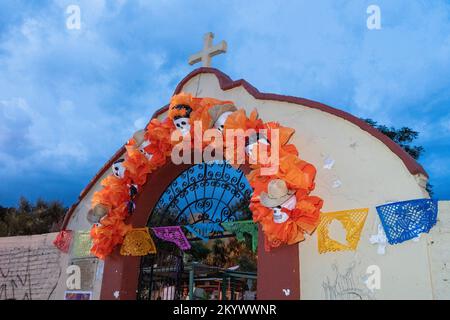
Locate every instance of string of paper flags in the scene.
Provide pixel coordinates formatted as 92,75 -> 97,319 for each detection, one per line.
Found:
54,198 -> 441,257
317,198 -> 439,254
54,220 -> 259,257
65,94 -> 438,260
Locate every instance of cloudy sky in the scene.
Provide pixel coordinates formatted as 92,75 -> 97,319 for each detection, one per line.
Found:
0,0 -> 449,207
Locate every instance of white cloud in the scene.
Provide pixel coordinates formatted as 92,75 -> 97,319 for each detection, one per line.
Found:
1,0 -> 450,203
0,0 -> 187,182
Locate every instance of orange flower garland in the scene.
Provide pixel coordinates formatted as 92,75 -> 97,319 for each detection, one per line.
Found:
223,109 -> 322,250
88,92 -> 324,259
89,119 -> 175,259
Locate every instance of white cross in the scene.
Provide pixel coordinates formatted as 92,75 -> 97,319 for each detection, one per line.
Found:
188,32 -> 227,67
369,224 -> 388,255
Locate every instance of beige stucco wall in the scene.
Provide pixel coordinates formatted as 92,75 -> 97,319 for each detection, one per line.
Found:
65,71 -> 447,299
0,233 -> 67,300
0,232 -> 104,300
60,168 -> 109,299
428,201 -> 450,299
178,73 -> 433,299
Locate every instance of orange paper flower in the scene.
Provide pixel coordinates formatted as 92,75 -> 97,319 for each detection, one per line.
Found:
168,92 -> 203,120
90,220 -> 132,259
92,175 -> 129,210
124,146 -> 153,186
276,153 -> 316,191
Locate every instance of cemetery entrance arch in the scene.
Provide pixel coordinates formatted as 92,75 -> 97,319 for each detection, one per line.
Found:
100,161 -> 300,300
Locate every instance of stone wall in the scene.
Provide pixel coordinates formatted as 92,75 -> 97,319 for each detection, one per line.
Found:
0,232 -> 64,300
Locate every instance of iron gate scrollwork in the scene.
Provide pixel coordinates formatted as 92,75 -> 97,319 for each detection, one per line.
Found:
138,162 -> 254,300
151,161 -> 253,228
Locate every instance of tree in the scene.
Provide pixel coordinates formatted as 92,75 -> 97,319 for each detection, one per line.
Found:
205,238 -> 257,272
228,198 -> 253,221
0,197 -> 67,237
363,118 -> 433,196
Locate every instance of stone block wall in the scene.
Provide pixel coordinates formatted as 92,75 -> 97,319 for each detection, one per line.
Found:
0,232 -> 63,300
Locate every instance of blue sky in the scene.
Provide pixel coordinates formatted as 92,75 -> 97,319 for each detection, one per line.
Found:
0,0 -> 449,207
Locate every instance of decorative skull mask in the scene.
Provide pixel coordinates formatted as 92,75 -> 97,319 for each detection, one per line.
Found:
87,203 -> 108,224
245,133 -> 270,162
112,159 -> 126,179
172,104 -> 193,137
173,117 -> 191,136
272,194 -> 297,224
260,179 -> 296,224
208,103 -> 237,133
138,140 -> 153,160
213,111 -> 234,133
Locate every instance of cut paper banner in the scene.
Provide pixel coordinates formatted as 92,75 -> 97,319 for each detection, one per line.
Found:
317,208 -> 369,254
72,230 -> 94,258
222,220 -> 258,252
369,224 -> 388,255
323,156 -> 335,170
184,222 -> 224,243
120,227 -> 156,256
376,198 -> 438,245
184,225 -> 208,243
53,230 -> 73,253
152,226 -> 191,250
332,179 -> 342,189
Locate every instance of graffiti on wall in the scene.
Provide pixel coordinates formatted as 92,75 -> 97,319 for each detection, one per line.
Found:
0,246 -> 62,300
322,263 -> 375,300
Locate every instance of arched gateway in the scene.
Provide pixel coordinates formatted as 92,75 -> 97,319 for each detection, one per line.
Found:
86,156 -> 300,300
138,162 -> 254,300
59,67 -> 434,300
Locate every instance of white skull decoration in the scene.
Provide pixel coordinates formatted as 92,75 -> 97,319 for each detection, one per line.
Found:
173,117 -> 191,136
245,133 -> 270,162
138,140 -> 153,160
172,104 -> 193,137
112,159 -> 126,179
272,194 -> 297,224
213,111 -> 234,133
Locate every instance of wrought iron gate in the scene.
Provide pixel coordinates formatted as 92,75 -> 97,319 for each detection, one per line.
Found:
137,162 -> 256,300
137,238 -> 186,300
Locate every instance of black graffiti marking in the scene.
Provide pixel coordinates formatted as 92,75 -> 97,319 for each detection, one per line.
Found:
0,246 -> 62,300
0,268 -> 10,279
46,265 -> 62,300
322,263 -> 374,300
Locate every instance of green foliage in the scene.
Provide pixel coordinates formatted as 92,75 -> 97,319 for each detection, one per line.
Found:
228,199 -> 253,221
363,118 -> 433,196
147,207 -> 180,227
363,118 -> 424,160
187,241 -> 211,262
0,197 -> 67,237
205,238 -> 257,272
